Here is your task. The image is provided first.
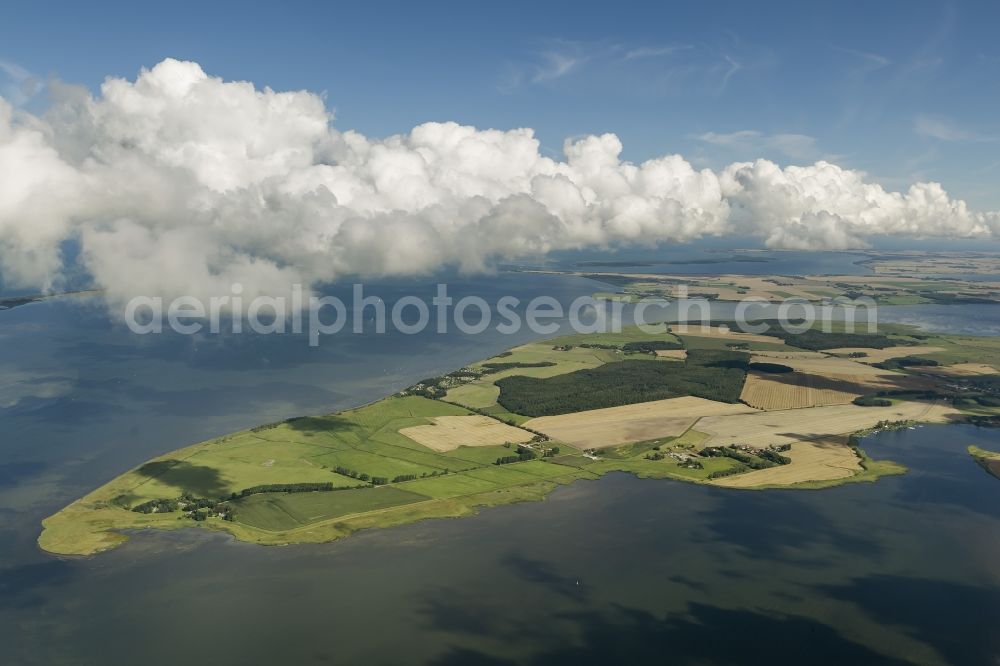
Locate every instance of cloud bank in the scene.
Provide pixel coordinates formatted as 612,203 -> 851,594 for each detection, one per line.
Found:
0,59 -> 997,305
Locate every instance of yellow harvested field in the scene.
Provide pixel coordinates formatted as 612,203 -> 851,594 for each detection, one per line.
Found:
751,350 -> 829,360
823,346 -> 945,363
399,416 -> 534,452
728,276 -> 824,301
697,401 -> 959,450
671,325 -> 785,345
740,371 -> 860,410
828,373 -> 932,392
922,362 -> 1000,377
750,354 -> 893,377
524,396 -> 756,450
711,436 -> 861,488
748,354 -> 933,393
655,349 -> 688,360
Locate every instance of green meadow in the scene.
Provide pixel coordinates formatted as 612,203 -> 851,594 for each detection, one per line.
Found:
39,395 -> 598,555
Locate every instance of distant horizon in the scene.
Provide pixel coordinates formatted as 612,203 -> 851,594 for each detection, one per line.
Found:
10,240 -> 1000,299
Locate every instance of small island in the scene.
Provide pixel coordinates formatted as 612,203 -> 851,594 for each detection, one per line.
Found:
40,315 -> 1000,556
969,445 -> 1000,481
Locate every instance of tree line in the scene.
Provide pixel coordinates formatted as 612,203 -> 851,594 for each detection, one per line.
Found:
621,340 -> 683,353
335,466 -> 448,484
702,445 -> 790,469
495,445 -> 538,465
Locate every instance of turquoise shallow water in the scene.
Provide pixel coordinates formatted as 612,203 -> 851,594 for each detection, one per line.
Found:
2,272 -> 1000,665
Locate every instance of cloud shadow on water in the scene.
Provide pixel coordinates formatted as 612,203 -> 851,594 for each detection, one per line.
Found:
694,487 -> 881,562
817,574 -> 1000,666
423,598 -> 911,666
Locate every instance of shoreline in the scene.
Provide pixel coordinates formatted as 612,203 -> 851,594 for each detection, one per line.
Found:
37,391 -> 940,559
38,314 -> 1000,557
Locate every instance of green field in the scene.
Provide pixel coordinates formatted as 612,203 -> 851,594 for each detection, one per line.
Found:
674,334 -> 791,352
893,333 -> 1000,368
545,326 -> 682,348
446,381 -> 501,408
39,394 -> 596,555
235,486 -> 430,530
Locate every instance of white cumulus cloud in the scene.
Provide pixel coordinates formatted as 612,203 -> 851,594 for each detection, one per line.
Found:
0,59 -> 997,306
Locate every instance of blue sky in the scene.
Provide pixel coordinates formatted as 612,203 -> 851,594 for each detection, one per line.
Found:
2,0 -> 999,208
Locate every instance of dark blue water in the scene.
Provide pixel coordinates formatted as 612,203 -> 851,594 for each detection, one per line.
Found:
3,272 -> 1000,665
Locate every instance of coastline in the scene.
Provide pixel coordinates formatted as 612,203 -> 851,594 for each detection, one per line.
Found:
38,305 -> 1000,558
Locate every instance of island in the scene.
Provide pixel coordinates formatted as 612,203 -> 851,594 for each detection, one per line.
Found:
969,445 -> 1000,481
39,313 -> 1000,556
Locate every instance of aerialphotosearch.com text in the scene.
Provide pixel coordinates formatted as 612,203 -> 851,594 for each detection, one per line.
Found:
123,283 -> 878,347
